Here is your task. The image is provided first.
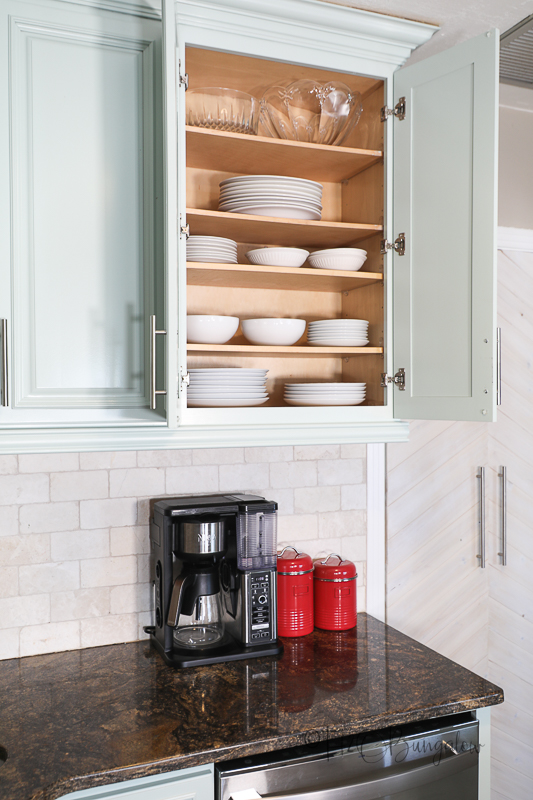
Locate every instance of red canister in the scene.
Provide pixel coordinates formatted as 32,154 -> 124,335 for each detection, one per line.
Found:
277,546 -> 314,637
313,554 -> 357,631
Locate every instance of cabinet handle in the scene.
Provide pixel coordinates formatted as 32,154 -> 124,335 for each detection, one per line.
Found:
496,327 -> 502,406
476,467 -> 486,568
1,319 -> 7,407
150,315 -> 167,410
498,466 -> 507,566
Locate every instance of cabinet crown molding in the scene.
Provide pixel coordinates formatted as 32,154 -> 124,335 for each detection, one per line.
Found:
176,0 -> 437,67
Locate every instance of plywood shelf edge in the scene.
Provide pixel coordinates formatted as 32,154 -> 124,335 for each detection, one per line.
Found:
187,343 -> 383,356
187,262 -> 383,292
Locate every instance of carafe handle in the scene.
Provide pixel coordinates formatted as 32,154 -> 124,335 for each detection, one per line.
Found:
167,572 -> 194,628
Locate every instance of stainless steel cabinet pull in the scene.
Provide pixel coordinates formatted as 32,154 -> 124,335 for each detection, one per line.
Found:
496,327 -> 502,406
476,467 -> 486,568
150,315 -> 167,410
1,319 -> 7,407
498,466 -> 507,566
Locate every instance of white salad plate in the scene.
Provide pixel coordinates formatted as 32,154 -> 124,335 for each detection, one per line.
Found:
309,318 -> 368,323
283,396 -> 365,406
308,340 -> 369,347
284,383 -> 365,391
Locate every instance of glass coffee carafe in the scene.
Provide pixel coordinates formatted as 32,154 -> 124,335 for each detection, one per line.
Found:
168,518 -> 227,649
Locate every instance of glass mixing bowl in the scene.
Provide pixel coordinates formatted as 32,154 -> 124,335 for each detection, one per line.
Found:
260,79 -> 362,146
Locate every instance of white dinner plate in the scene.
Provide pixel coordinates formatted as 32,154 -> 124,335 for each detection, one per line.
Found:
220,175 -> 322,190
188,393 -> 269,399
188,397 -> 269,407
309,319 -> 369,326
189,368 -> 268,374
220,205 -> 321,220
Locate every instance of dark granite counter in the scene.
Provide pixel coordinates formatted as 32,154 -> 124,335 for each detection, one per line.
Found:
0,614 -> 503,800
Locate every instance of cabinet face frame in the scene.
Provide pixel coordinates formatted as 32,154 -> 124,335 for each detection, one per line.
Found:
171,0 -> 420,435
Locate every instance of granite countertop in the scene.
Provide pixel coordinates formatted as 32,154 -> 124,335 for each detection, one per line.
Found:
0,614 -> 503,800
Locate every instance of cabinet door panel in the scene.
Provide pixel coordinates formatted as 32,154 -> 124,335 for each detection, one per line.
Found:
393,31 -> 498,421
10,15 -> 156,410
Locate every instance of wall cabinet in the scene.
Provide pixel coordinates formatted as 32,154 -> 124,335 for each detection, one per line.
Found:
0,0 -> 499,452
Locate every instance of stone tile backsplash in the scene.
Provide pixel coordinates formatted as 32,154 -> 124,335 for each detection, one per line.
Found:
0,445 -> 367,660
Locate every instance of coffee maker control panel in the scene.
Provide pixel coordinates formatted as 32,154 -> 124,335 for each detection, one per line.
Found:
244,569 -> 277,644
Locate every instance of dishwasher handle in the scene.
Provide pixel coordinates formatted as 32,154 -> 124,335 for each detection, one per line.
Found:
229,748 -> 476,800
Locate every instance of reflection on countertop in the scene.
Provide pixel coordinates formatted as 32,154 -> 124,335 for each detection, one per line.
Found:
0,613 -> 503,800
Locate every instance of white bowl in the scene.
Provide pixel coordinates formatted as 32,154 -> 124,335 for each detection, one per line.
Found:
307,250 -> 367,271
187,315 -> 239,344
246,248 -> 309,268
241,318 -> 306,345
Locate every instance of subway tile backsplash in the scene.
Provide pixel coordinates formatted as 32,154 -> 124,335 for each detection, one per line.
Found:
0,445 -> 367,659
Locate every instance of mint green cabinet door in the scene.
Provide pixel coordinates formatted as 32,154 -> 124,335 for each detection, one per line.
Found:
0,0 -> 166,429
392,31 -> 498,421
61,764 -> 214,800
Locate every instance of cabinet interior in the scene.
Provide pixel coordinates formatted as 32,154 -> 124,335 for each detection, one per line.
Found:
184,46 -> 386,408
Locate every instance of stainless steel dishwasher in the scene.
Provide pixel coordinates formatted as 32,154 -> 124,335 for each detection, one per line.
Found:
217,713 -> 479,800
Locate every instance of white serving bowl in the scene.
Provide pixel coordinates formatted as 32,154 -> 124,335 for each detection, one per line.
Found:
307,249 -> 367,271
241,318 -> 306,345
187,315 -> 239,344
246,247 -> 309,268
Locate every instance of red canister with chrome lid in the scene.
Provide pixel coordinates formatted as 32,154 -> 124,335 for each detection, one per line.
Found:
277,546 -> 314,637
313,554 -> 357,631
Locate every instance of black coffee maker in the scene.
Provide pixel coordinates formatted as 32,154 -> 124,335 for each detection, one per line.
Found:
146,494 -> 283,668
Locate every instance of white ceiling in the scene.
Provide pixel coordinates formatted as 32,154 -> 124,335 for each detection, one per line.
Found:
319,0 -> 533,65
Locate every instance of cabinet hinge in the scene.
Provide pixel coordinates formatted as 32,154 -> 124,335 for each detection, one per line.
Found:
381,368 -> 406,391
180,368 -> 190,391
179,72 -> 189,90
380,97 -> 406,122
180,222 -> 190,239
380,233 -> 405,257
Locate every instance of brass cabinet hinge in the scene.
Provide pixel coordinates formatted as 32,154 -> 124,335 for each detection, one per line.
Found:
381,368 -> 406,391
380,96 -> 406,122
380,232 -> 405,256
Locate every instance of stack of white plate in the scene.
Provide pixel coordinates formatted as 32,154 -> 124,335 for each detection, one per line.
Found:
187,368 -> 269,407
186,236 -> 238,264
219,175 -> 323,220
307,319 -> 369,347
284,383 -> 366,406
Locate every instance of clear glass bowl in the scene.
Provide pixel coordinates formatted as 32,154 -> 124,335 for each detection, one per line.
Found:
260,79 -> 362,146
186,87 -> 260,135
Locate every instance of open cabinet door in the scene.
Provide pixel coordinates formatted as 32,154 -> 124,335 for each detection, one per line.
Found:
392,31 -> 498,421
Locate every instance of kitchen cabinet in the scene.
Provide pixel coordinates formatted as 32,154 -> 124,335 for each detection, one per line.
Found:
0,0 -> 499,453
158,0 -> 499,448
58,765 -> 214,800
0,0 -> 167,448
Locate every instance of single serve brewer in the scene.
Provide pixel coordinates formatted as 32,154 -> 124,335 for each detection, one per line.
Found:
146,494 -> 283,667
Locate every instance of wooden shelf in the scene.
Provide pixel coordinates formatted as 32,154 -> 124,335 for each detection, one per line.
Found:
187,343 -> 383,357
187,262 -> 383,292
187,208 -> 382,248
186,126 -> 383,183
